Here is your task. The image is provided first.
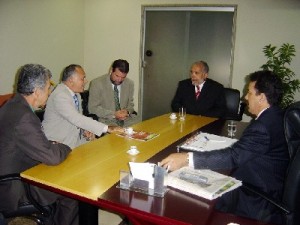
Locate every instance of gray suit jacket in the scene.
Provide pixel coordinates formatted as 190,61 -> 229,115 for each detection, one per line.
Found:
43,83 -> 107,149
0,93 -> 71,211
88,74 -> 136,126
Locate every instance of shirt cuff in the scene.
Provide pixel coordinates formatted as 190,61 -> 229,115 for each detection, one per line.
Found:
188,152 -> 195,168
103,125 -> 108,133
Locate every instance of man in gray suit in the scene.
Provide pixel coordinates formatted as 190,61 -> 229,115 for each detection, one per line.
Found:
88,59 -> 137,127
0,64 -> 78,225
42,64 -> 123,149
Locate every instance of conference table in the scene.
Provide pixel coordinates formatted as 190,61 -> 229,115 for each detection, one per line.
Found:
21,114 -> 274,225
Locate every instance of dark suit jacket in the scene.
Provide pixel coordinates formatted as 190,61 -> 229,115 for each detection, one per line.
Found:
193,106 -> 289,224
171,78 -> 226,118
0,93 -> 71,211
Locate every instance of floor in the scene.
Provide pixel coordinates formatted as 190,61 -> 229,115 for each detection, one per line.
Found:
8,210 -> 123,225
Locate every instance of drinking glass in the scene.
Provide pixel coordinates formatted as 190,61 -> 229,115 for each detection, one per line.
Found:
227,120 -> 237,137
179,107 -> 186,120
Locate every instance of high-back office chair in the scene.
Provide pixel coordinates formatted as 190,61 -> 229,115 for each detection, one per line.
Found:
223,88 -> 246,121
284,101 -> 300,159
0,94 -> 14,107
242,146 -> 300,225
0,174 -> 54,225
80,90 -> 99,120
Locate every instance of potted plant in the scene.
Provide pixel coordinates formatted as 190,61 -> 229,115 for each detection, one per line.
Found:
261,43 -> 300,108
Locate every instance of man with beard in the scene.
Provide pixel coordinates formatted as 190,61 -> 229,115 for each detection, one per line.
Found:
171,60 -> 226,118
88,59 -> 137,127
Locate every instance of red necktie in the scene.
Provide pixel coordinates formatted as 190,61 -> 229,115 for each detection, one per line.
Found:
195,85 -> 200,100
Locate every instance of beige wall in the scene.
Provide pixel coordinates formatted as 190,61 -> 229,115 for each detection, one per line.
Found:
1,0 -> 300,120
0,0 -> 84,91
83,0 -> 300,113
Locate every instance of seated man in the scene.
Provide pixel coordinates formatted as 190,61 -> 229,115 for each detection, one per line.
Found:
162,70 -> 289,225
0,64 -> 78,225
88,59 -> 137,127
171,61 -> 226,118
42,64 -> 123,149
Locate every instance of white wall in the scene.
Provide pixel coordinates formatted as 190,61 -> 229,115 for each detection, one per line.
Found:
1,0 -> 300,120
0,0 -> 84,91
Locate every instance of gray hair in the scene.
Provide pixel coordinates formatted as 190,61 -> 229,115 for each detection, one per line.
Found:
62,64 -> 82,81
192,61 -> 209,74
17,64 -> 52,95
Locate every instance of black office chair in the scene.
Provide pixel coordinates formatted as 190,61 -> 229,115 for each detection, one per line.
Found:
223,88 -> 245,121
242,145 -> 300,225
0,173 -> 54,225
284,101 -> 300,159
80,90 -> 99,120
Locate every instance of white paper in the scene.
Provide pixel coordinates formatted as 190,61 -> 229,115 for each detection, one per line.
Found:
180,132 -> 238,152
129,162 -> 155,189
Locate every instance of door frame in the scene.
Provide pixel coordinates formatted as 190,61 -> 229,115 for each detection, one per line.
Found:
139,5 -> 237,120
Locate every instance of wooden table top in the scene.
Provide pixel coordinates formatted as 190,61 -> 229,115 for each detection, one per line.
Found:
21,114 -> 216,200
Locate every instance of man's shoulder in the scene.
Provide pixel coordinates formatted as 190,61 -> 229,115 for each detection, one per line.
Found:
178,79 -> 192,86
123,77 -> 134,86
91,74 -> 109,83
205,78 -> 224,88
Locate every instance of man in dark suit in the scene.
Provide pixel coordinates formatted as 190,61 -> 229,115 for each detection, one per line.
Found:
161,70 -> 289,224
171,61 -> 226,118
0,64 -> 78,225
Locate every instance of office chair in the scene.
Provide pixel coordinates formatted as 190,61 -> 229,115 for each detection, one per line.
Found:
284,101 -> 300,159
223,88 -> 245,121
80,90 -> 99,120
242,146 -> 300,225
0,173 -> 54,225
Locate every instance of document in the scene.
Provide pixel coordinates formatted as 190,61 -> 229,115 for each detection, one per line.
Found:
178,132 -> 237,152
166,167 -> 242,200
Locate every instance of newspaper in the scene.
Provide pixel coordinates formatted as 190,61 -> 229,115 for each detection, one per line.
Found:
178,132 -> 237,152
166,167 -> 242,200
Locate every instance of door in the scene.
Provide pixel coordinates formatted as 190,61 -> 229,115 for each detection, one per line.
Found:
141,6 -> 236,121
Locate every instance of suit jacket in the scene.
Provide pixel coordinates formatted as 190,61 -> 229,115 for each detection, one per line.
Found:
193,106 -> 289,223
88,74 -> 136,126
0,93 -> 71,211
42,83 -> 107,149
171,78 -> 226,118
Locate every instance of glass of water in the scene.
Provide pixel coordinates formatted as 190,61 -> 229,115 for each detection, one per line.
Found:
179,107 -> 186,120
227,120 -> 237,137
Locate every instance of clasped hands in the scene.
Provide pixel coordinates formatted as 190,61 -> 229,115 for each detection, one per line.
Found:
115,109 -> 129,121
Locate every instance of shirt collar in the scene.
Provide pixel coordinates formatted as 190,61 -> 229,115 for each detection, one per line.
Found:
63,83 -> 76,97
256,107 -> 269,120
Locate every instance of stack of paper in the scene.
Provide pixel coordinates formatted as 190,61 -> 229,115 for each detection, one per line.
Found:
167,167 -> 242,200
179,132 -> 237,152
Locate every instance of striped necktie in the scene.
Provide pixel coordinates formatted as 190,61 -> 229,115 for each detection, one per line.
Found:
73,94 -> 82,138
195,85 -> 200,100
73,94 -> 79,111
114,85 -> 124,126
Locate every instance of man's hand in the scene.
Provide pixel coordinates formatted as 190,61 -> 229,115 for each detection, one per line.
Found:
83,130 -> 95,141
115,109 -> 129,120
107,125 -> 124,133
160,153 -> 189,172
